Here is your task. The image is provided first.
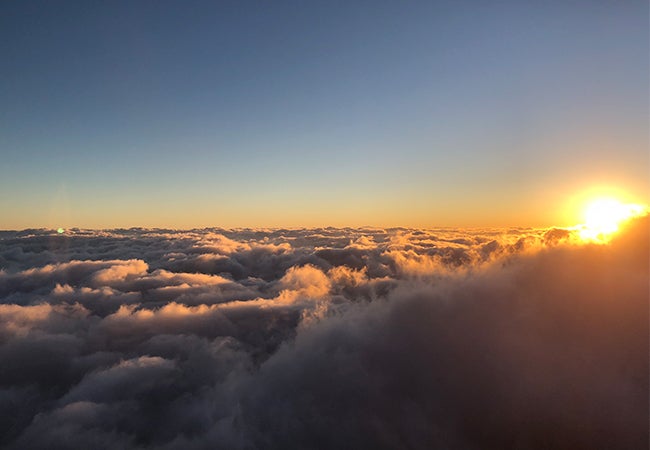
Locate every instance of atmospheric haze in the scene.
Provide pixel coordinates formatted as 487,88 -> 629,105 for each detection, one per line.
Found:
0,217 -> 647,449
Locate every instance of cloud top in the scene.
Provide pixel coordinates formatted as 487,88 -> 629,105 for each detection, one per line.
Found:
0,219 -> 647,449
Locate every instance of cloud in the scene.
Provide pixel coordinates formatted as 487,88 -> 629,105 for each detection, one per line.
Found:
277,264 -> 331,299
0,218 -> 647,449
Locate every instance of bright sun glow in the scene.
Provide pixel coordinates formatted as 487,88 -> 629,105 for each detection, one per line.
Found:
578,198 -> 647,242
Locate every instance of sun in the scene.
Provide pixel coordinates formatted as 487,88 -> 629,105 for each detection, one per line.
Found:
578,197 -> 647,242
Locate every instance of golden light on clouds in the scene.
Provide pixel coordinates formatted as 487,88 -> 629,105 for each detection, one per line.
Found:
576,197 -> 647,243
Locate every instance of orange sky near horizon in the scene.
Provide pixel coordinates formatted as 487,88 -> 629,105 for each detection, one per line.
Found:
0,2 -> 647,231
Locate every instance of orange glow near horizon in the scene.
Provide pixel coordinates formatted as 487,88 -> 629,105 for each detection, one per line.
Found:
576,197 -> 647,243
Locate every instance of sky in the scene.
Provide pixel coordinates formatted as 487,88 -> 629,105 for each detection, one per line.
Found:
1,0 -> 648,229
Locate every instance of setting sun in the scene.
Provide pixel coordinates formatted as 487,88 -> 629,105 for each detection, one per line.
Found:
578,198 -> 647,242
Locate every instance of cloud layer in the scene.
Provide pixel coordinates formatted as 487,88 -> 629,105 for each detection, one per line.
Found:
0,220 -> 647,449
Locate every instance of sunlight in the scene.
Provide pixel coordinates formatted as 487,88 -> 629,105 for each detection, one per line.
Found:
578,198 -> 647,242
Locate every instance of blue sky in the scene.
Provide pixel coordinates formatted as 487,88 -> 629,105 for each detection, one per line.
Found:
1,1 -> 647,228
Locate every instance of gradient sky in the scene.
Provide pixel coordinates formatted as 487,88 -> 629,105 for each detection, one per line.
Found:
1,1 -> 648,229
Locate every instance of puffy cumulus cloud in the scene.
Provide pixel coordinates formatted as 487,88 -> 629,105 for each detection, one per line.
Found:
61,356 -> 178,405
0,302 -> 91,339
0,219 -> 647,449
277,265 -> 331,299
0,259 -> 148,299
90,259 -> 149,286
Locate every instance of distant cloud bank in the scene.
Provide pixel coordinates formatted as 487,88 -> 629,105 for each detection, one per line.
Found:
0,219 -> 647,449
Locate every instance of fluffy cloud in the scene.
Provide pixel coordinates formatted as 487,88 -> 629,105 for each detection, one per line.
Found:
0,219 -> 647,449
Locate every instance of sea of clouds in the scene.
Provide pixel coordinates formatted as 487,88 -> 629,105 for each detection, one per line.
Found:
0,218 -> 647,449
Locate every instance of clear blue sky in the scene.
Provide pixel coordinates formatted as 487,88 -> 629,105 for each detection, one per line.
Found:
1,1 -> 647,228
